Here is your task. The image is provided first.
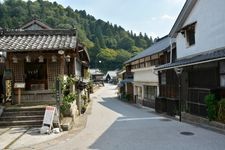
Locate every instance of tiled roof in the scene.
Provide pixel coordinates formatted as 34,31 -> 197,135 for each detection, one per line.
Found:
90,69 -> 104,75
169,0 -> 197,37
0,29 -> 77,52
156,47 -> 225,70
125,36 -> 173,64
21,19 -> 52,30
106,71 -> 118,78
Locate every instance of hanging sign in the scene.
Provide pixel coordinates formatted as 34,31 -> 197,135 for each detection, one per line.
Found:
5,80 -> 12,98
14,83 -> 25,88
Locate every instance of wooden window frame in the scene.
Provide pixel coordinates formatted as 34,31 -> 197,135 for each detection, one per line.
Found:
181,22 -> 196,47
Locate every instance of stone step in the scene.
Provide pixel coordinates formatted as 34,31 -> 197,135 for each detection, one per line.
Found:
0,115 -> 44,121
0,120 -> 43,127
4,107 -> 46,112
0,106 -> 48,127
2,111 -> 45,116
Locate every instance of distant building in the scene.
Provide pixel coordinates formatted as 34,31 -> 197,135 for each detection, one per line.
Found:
104,70 -> 118,84
117,68 -> 134,102
90,69 -> 104,84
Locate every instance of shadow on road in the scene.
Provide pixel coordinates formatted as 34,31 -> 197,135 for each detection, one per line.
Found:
99,97 -> 157,119
89,97 -> 174,150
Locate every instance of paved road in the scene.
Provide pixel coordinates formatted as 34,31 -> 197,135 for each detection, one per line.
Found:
18,84 -> 225,150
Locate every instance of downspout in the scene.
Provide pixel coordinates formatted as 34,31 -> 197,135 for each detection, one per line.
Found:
170,37 -> 173,64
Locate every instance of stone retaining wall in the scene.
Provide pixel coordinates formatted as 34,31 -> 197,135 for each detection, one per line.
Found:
182,112 -> 225,133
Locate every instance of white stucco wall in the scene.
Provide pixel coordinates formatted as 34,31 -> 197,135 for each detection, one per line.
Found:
177,0 -> 225,58
133,67 -> 158,84
132,66 -> 159,101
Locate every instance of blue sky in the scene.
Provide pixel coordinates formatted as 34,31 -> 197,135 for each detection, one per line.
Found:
48,0 -> 185,38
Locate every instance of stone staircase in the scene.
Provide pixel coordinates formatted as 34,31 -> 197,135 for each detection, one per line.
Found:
0,106 -> 46,127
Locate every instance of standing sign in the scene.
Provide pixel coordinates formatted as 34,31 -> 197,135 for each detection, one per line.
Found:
42,106 -> 56,128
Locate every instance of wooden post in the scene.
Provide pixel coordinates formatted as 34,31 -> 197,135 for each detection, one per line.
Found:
17,88 -> 21,105
14,83 -> 25,105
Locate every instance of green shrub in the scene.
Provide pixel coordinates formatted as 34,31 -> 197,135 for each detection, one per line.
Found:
60,93 -> 77,116
204,93 -> 217,121
218,99 -> 225,123
57,76 -> 77,116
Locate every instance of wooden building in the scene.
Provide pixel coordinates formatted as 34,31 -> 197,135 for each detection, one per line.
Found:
104,70 -> 118,84
89,69 -> 104,84
117,66 -> 134,102
156,0 -> 225,117
0,20 -> 90,104
124,36 -> 173,108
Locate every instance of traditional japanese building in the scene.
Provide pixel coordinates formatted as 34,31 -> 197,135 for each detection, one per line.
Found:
156,0 -> 225,118
124,36 -> 173,108
104,70 -> 118,84
89,69 -> 104,83
117,66 -> 134,102
0,20 -> 90,104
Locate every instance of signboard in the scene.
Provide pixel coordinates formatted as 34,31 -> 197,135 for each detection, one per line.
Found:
42,106 -> 56,127
5,80 -> 12,98
55,79 -> 62,102
14,83 -> 25,88
3,69 -> 14,104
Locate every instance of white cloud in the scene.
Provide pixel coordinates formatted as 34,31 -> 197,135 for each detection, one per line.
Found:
160,14 -> 176,21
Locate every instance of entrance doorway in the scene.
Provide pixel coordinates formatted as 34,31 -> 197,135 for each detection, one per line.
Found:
24,60 -> 47,91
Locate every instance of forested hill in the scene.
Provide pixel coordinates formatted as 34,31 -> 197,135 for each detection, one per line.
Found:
0,0 -> 154,72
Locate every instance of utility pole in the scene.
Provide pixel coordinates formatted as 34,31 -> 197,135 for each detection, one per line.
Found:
174,67 -> 183,122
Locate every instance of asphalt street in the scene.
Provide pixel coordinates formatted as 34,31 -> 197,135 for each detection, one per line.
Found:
12,84 -> 225,150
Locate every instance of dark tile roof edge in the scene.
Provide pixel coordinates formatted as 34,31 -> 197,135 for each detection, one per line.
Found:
169,0 -> 197,38
0,29 -> 77,36
124,35 -> 172,64
1,47 -> 76,52
155,46 -> 225,71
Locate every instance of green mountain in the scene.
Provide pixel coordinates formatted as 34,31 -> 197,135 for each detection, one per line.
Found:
0,0 -> 153,72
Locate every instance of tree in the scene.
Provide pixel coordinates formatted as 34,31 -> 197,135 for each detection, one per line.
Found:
95,26 -> 106,48
0,0 -> 154,71
118,37 -> 135,50
105,38 -> 117,49
116,49 -> 132,68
